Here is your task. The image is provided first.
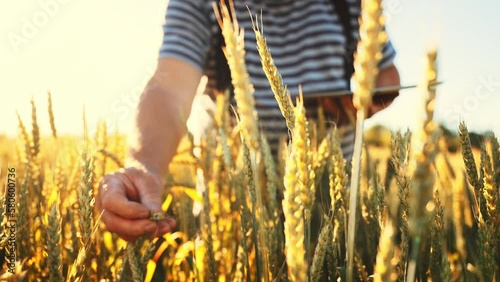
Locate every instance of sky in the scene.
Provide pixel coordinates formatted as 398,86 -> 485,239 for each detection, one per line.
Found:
0,0 -> 499,138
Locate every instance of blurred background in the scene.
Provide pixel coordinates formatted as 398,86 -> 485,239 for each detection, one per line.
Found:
1,0 -> 499,137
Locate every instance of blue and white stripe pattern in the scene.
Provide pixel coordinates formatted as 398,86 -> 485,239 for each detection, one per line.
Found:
159,0 -> 396,159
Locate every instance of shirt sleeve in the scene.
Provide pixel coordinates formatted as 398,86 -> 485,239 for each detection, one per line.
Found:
159,0 -> 211,72
379,38 -> 397,70
347,0 -> 397,70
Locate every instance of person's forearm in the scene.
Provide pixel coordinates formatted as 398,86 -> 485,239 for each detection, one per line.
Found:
128,80 -> 191,177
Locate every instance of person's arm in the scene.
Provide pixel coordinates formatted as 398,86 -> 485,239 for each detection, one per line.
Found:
97,58 -> 202,241
129,57 -> 202,176
323,63 -> 401,124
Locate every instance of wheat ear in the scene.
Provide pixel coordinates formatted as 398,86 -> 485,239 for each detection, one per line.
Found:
282,108 -> 307,281
30,97 -> 40,158
459,122 -> 488,222
250,12 -> 295,131
214,0 -> 259,149
373,220 -> 399,282
48,91 -> 57,139
311,222 -> 333,282
406,50 -> 441,282
47,203 -> 64,282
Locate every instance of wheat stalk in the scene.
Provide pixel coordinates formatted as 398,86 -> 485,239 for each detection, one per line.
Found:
46,203 -> 64,282
260,133 -> 282,277
293,95 -> 315,222
16,112 -> 32,162
325,241 -> 339,280
250,12 -> 295,131
126,237 -> 146,282
373,220 -> 399,282
17,173 -> 31,260
459,122 -> 488,222
390,130 -> 411,278
30,97 -> 40,158
218,127 -> 253,280
48,91 -> 57,139
407,50 -> 441,282
231,157 -> 252,281
97,148 -> 124,168
282,110 -> 307,281
240,126 -> 271,281
480,144 -> 496,221
429,190 -> 447,281
314,131 -> 332,189
68,247 -> 87,282
214,0 -> 259,149
311,221 -> 332,282
0,196 -> 4,245
201,180 -> 218,282
346,0 -> 387,279
477,219 -> 497,281
329,130 -> 348,253
77,146 -> 94,248
489,133 -> 500,191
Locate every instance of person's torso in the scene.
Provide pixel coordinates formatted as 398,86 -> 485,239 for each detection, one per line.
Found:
202,0 -> 360,150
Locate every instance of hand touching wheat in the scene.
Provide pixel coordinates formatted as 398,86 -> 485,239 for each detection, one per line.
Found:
96,167 -> 176,241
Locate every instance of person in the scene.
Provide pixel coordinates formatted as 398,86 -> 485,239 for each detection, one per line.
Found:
96,0 -> 400,242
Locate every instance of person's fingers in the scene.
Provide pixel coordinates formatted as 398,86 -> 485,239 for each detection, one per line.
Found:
165,217 -> 176,229
145,218 -> 177,239
97,167 -> 177,240
112,169 -> 141,202
101,189 -> 150,219
102,210 -> 158,240
125,168 -> 164,212
158,221 -> 172,234
100,177 -> 150,219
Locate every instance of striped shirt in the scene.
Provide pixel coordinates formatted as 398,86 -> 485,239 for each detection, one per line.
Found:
159,0 -> 396,160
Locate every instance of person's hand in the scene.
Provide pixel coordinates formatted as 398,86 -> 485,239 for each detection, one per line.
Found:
319,63 -> 401,124
96,167 -> 176,241
319,92 -> 398,125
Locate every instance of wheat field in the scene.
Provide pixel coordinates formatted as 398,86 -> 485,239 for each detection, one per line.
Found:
1,0 -> 499,281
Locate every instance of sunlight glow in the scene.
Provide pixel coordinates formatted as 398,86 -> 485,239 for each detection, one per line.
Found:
1,0 -> 499,138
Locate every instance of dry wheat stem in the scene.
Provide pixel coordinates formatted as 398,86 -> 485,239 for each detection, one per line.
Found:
30,98 -> 40,158
48,91 -> 57,139
202,188 -> 218,282
243,123 -> 273,281
283,122 -> 307,281
16,112 -> 32,162
250,12 -> 295,132
260,133 -> 282,277
293,95 -> 315,222
311,222 -> 333,282
214,0 -> 260,149
77,147 -> 95,249
47,203 -> 64,282
347,0 -> 387,279
373,220 -> 399,282
430,190 -> 445,281
459,122 -> 487,222
407,50 -> 440,282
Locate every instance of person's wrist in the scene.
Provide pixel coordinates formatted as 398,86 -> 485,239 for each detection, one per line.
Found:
124,157 -> 162,183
